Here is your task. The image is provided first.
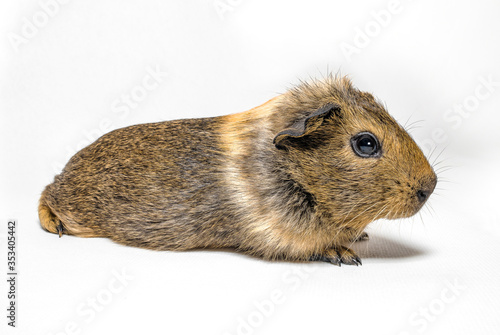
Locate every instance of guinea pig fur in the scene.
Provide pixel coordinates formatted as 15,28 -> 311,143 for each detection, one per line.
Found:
38,75 -> 437,266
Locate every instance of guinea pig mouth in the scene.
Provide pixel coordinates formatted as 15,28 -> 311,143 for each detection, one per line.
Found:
385,176 -> 437,220
385,206 -> 423,220
385,210 -> 414,220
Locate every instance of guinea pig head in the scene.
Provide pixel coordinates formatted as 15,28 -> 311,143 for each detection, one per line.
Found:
273,77 -> 437,229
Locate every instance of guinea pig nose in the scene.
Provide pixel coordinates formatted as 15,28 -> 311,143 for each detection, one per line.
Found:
417,189 -> 429,202
416,176 -> 437,203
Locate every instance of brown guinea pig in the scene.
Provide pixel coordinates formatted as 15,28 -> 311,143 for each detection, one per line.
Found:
38,75 -> 437,266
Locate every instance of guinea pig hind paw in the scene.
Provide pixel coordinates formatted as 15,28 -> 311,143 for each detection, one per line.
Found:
310,246 -> 362,266
354,232 -> 369,242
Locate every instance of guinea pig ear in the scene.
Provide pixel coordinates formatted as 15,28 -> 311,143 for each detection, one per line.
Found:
273,103 -> 340,149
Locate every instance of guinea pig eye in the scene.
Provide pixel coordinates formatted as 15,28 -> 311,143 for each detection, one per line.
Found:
351,132 -> 381,158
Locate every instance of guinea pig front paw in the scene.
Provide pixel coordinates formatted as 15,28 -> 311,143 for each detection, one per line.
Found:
309,246 -> 362,266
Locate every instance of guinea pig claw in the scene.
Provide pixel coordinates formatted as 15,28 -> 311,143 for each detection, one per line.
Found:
309,254 -> 341,266
310,246 -> 362,267
356,232 -> 369,242
57,223 -> 63,238
328,259 -> 342,267
329,254 -> 342,267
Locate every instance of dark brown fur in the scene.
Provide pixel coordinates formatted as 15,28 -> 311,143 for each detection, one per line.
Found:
39,75 -> 437,265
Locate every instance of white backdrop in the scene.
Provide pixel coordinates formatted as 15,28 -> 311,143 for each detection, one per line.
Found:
1,1 -> 499,334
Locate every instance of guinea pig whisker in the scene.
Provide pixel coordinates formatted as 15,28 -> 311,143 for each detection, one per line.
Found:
343,203 -> 388,252
422,204 -> 431,217
429,204 -> 438,218
431,146 -> 449,167
361,204 -> 389,242
435,179 -> 456,185
403,115 -> 413,129
385,207 -> 394,220
372,204 -> 389,222
433,159 -> 452,167
435,167 -> 453,175
426,203 -> 437,217
433,158 -> 452,168
345,229 -> 369,251
427,145 -> 439,162
403,116 -> 423,130
339,201 -> 380,229
406,119 -> 424,127
331,198 -> 378,243
418,211 -> 425,227
405,120 -> 425,132
344,203 -> 390,251
338,196 -> 371,226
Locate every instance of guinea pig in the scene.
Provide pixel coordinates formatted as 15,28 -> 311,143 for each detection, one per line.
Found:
38,75 -> 437,266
